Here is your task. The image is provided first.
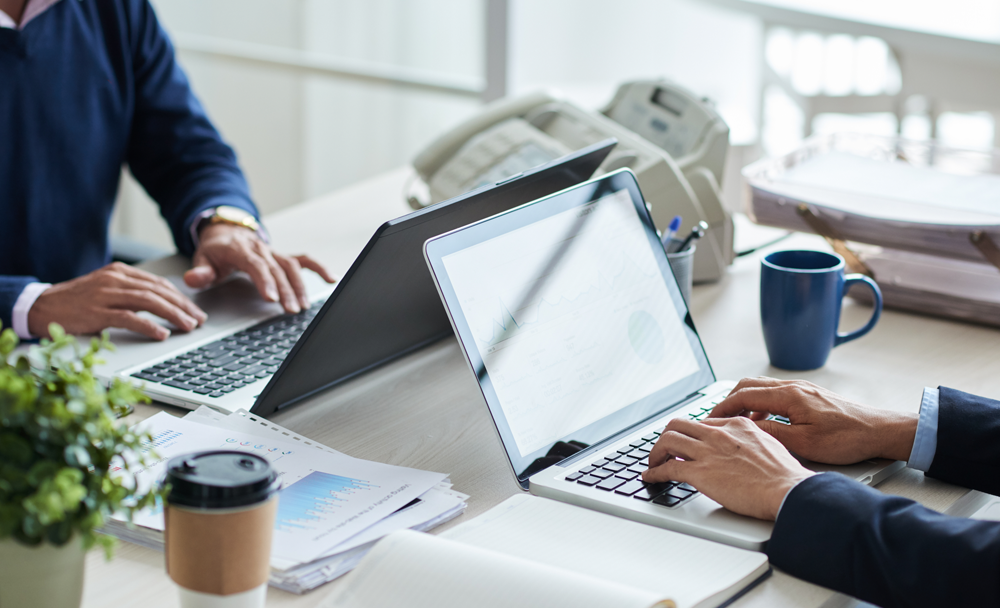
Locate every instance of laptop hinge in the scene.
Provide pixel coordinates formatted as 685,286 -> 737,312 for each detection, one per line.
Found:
553,390 -> 707,469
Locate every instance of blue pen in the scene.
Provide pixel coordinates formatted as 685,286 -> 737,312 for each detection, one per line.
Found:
662,215 -> 682,250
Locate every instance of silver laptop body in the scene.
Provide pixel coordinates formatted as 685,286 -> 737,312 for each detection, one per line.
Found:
424,169 -> 902,551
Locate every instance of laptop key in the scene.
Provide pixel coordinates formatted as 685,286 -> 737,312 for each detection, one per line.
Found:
615,479 -> 646,495
590,459 -> 608,468
207,355 -> 240,368
576,475 -> 602,487
132,373 -> 164,382
590,469 -> 614,480
208,391 -> 225,398
193,387 -> 213,395
653,493 -> 682,507
164,380 -> 196,391
615,470 -> 639,481
603,462 -> 626,473
579,466 -> 595,475
642,433 -> 658,442
565,471 -> 583,482
677,483 -> 698,493
596,477 -> 626,491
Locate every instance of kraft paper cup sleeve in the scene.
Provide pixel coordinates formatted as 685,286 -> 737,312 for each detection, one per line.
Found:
165,496 -> 277,595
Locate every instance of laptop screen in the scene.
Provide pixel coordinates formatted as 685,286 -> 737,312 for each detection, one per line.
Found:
425,170 -> 715,486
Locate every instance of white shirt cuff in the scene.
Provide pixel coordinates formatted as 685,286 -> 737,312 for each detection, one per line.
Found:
12,282 -> 52,339
907,387 -> 940,472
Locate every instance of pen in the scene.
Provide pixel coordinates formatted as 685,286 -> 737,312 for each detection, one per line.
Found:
675,221 -> 708,253
661,215 -> 682,250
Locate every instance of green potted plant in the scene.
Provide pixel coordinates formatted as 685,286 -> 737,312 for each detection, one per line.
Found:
0,323 -> 162,608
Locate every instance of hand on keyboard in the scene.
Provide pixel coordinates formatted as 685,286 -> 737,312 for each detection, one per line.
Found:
642,416 -> 814,521
708,378 -> 918,465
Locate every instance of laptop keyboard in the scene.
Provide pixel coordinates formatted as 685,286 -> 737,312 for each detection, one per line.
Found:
130,302 -> 322,399
564,429 -> 699,507
564,394 -> 791,506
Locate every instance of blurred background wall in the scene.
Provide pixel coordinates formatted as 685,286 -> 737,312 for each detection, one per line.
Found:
111,0 -> 1000,253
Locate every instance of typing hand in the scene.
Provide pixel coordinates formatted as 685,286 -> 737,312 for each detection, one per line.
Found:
183,224 -> 336,314
642,417 -> 813,521
708,377 -> 918,464
28,262 -> 208,341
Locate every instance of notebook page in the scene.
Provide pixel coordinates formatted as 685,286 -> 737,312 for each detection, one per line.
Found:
324,529 -> 671,608
442,494 -> 768,608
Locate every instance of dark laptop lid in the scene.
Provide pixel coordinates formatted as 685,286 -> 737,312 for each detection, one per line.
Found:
250,140 -> 617,417
423,170 -> 715,489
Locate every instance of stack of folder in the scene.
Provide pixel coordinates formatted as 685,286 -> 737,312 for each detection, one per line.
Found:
743,133 -> 1000,327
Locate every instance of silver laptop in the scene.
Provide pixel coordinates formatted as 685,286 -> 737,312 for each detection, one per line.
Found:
423,169 -> 903,551
88,142 -> 615,415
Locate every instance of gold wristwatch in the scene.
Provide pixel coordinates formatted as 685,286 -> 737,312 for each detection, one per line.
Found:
205,205 -> 261,232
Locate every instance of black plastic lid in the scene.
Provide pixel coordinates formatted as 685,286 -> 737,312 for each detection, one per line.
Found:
164,451 -> 281,509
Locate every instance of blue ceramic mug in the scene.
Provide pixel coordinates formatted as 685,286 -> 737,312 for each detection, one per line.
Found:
760,250 -> 882,370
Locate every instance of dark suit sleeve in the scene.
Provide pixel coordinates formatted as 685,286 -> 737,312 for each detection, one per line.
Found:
121,0 -> 260,256
925,387 -> 1000,496
767,472 -> 1000,608
0,276 -> 37,333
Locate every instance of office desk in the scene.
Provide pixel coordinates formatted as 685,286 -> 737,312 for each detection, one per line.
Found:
82,168 -> 1000,608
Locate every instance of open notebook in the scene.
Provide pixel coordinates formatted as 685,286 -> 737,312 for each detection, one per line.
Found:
324,494 -> 770,608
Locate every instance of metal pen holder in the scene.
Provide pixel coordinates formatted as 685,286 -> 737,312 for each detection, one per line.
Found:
665,238 -> 696,304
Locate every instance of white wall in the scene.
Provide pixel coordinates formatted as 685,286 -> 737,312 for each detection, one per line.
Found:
111,0 -> 764,252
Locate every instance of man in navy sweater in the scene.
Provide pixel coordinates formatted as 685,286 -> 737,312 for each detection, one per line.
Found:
0,0 -> 334,341
643,377 -> 1000,607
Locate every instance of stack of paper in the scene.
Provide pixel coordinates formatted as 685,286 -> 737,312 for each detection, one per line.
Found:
102,408 -> 467,593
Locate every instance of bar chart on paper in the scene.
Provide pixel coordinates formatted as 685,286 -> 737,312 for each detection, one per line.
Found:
276,472 -> 379,532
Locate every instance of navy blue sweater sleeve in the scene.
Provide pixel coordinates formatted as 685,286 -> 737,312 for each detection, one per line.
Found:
925,387 -> 1000,495
117,0 -> 260,255
768,472 -> 1000,608
0,276 -> 37,332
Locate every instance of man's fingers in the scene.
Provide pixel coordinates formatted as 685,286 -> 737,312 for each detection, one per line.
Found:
183,250 -> 219,290
232,245 -> 279,303
294,255 -> 337,284
647,419 -> 712,468
104,310 -> 170,341
276,255 -> 309,309
107,289 -> 198,332
642,457 -> 690,484
256,244 -> 299,314
710,385 -> 794,419
121,275 -> 206,324
753,418 -> 791,444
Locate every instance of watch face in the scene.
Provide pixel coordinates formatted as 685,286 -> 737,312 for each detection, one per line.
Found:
216,206 -> 253,223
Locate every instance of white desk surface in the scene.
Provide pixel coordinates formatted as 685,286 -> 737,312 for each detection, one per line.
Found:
82,167 -> 1000,608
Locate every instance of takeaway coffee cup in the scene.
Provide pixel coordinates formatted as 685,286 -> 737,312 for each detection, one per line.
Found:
163,451 -> 280,608
760,250 -> 882,370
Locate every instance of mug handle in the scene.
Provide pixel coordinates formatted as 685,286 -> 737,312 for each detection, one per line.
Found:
835,274 -> 883,347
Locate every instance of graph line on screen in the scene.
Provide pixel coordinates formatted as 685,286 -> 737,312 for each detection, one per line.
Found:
275,471 -> 379,532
